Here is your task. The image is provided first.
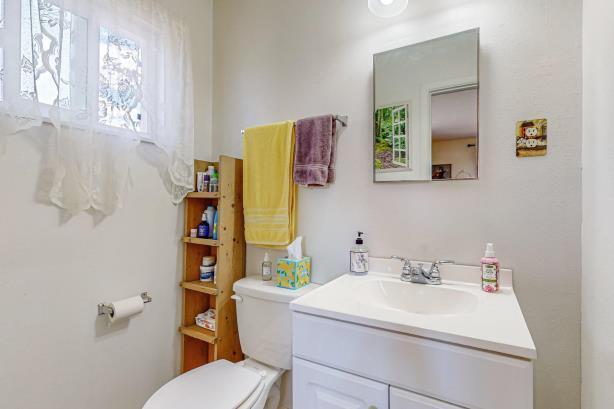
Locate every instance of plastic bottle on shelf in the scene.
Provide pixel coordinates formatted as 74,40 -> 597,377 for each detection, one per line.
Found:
212,209 -> 219,240
205,206 -> 216,238
209,170 -> 219,192
197,212 -> 209,238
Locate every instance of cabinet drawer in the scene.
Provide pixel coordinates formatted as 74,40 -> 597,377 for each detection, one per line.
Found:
293,312 -> 533,409
293,357 -> 389,409
390,387 -> 461,409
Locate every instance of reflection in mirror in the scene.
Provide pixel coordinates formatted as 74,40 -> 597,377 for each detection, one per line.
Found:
431,87 -> 478,180
373,29 -> 479,182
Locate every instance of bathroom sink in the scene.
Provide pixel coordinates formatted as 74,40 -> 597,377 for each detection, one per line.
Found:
290,258 -> 537,360
353,279 -> 479,315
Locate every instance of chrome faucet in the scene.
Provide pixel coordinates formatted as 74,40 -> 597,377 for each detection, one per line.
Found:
391,257 -> 454,285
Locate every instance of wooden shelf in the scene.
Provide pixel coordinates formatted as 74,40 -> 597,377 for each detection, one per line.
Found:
181,280 -> 218,295
183,237 -> 220,246
187,192 -> 220,199
180,325 -> 217,344
181,156 -> 245,373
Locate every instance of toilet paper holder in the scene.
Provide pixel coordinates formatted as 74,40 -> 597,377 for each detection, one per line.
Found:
97,292 -> 152,317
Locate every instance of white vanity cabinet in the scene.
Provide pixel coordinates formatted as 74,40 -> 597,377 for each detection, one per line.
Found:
293,357 -> 389,409
389,388 -> 462,409
292,312 -> 534,409
293,356 -> 463,409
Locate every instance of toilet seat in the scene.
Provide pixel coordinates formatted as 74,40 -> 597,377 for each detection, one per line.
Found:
236,359 -> 284,409
143,359 -> 284,409
143,360 -> 262,409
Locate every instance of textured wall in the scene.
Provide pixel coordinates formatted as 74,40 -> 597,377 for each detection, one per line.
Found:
582,0 -> 614,407
212,1 -> 582,408
0,1 -> 213,408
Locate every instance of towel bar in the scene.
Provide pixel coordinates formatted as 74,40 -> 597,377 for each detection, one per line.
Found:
240,115 -> 348,135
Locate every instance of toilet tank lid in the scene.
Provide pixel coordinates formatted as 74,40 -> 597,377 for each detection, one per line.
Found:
233,276 -> 320,303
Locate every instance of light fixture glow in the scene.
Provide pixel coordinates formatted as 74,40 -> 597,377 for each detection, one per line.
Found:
368,0 -> 409,18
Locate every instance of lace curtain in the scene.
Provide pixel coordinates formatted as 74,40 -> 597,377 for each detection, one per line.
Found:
0,0 -> 194,214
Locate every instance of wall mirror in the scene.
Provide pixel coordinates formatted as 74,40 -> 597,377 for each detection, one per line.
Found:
373,29 -> 479,182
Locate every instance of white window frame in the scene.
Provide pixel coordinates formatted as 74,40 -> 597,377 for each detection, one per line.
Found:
7,0 -> 159,143
391,105 -> 408,167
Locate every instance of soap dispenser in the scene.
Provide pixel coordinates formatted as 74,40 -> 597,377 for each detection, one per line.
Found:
350,231 -> 369,275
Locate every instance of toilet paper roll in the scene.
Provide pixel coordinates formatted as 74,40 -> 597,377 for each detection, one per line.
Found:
108,296 -> 145,323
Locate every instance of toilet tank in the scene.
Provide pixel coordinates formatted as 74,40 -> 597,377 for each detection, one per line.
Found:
233,276 -> 318,370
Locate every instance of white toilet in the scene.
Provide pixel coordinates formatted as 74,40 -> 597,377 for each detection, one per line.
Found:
143,276 -> 318,409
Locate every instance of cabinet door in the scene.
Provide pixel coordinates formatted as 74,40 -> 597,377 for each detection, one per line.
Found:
390,387 -> 461,409
293,357 -> 389,409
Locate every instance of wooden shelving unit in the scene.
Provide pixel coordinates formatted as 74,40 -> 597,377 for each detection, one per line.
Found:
182,237 -> 220,246
180,280 -> 218,295
179,156 -> 246,373
186,192 -> 221,199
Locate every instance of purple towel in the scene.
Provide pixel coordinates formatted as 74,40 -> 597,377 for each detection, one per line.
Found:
294,115 -> 338,186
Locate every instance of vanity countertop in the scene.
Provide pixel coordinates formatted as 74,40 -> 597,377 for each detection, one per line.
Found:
290,258 -> 536,360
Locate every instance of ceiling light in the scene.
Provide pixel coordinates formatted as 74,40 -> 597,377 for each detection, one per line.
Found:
368,0 -> 409,18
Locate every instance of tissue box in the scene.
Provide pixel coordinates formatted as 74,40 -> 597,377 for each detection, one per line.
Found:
276,257 -> 311,290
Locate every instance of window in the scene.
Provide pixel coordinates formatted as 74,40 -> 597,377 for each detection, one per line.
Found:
17,2 -> 146,132
98,27 -> 145,132
20,0 -> 88,109
0,0 -> 194,213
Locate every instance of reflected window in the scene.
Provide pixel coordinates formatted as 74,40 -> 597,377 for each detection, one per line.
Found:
375,103 -> 409,170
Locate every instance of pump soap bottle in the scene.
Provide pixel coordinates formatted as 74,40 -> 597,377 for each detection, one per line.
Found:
350,232 -> 369,275
262,253 -> 273,281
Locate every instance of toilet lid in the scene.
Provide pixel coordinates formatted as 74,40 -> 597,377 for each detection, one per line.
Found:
143,360 -> 263,409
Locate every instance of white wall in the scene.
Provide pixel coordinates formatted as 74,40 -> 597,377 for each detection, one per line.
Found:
582,0 -> 614,407
212,1 -> 581,408
0,1 -> 213,408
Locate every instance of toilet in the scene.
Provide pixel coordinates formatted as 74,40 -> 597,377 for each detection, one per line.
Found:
143,276 -> 318,409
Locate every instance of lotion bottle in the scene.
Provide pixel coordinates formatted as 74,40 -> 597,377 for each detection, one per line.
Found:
481,243 -> 500,292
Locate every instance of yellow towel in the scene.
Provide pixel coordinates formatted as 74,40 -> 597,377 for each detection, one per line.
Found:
243,121 -> 297,248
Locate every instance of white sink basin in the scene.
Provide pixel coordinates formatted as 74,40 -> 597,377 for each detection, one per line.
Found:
290,257 -> 537,359
353,279 -> 479,315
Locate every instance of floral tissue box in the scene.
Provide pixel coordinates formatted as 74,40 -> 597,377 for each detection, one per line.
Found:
276,257 -> 311,290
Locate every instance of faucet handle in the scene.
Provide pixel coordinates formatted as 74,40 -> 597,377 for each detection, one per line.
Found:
430,260 -> 455,277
